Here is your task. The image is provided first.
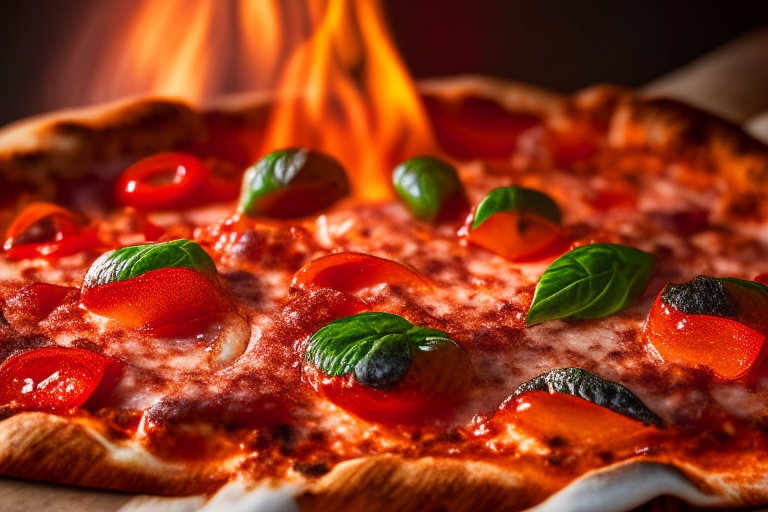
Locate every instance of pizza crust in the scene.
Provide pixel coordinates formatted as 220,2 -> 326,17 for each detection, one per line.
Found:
0,75 -> 768,509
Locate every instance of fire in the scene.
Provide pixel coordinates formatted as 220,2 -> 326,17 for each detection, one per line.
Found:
49,0 -> 436,200
262,0 -> 436,200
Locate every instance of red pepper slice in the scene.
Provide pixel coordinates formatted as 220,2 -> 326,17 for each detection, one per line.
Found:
0,347 -> 107,414
643,294 -> 765,380
81,267 -> 231,331
3,202 -> 99,261
114,152 -> 242,211
114,153 -> 208,211
291,252 -> 434,294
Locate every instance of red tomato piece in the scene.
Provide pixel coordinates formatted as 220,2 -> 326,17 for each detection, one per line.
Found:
114,152 -> 209,211
423,95 -> 541,159
0,347 -> 107,414
643,294 -> 765,380
81,267 -> 231,330
291,252 -> 434,294
492,391 -> 652,446
465,211 -> 567,262
304,341 -> 475,425
3,202 -> 99,261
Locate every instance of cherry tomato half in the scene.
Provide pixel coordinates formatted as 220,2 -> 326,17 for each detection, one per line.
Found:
0,347 -> 107,414
465,211 -> 567,262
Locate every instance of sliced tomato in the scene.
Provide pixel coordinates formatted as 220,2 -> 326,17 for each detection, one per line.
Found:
466,211 -> 567,262
305,341 -> 475,425
291,252 -> 434,294
3,202 -> 99,261
81,267 -> 231,330
492,391 -> 653,446
0,347 -> 107,414
643,294 -> 765,380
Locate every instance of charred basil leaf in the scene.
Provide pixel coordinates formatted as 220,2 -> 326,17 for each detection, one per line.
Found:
84,239 -> 217,288
512,367 -> 662,427
472,186 -> 561,230
304,312 -> 455,390
661,275 -> 734,318
392,156 -> 463,223
238,148 -> 350,218
526,243 -> 654,325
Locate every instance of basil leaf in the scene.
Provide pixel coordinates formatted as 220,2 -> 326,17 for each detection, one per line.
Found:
238,148 -> 350,218
719,277 -> 768,298
472,186 -> 561,230
526,243 -> 655,325
304,312 -> 455,390
392,156 -> 463,223
84,239 -> 217,288
511,367 -> 663,427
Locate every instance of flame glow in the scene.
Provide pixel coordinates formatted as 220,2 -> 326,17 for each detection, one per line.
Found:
263,0 -> 436,200
50,0 -> 436,200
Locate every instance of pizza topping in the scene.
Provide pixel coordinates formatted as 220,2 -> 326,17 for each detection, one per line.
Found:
508,367 -> 663,427
0,347 -> 107,414
392,156 -> 465,223
3,202 -> 99,261
291,252 -> 433,294
114,152 -> 239,211
81,240 -> 231,331
238,148 -> 350,218
526,243 -> 655,325
83,239 -> 217,288
644,276 -> 768,380
465,186 -> 566,261
303,312 -> 474,423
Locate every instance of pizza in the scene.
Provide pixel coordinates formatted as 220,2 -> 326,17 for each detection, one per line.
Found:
0,75 -> 768,512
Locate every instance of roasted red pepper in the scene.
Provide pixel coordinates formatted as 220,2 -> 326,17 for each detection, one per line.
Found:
0,347 -> 107,414
3,202 -> 99,261
114,152 -> 241,211
81,267 -> 232,332
291,252 -> 433,294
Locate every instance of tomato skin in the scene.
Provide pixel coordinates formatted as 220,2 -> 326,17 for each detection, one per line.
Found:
6,283 -> 78,323
3,202 -> 99,262
465,211 -> 567,262
304,341 -> 475,425
81,267 -> 231,330
114,152 -> 240,212
291,252 -> 433,294
0,347 -> 107,414
643,294 -> 765,380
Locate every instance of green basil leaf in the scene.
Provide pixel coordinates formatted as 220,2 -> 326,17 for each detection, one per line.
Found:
392,156 -> 463,223
238,148 -> 350,218
511,367 -> 663,427
84,239 -> 217,288
472,186 -> 561,230
719,277 -> 768,298
526,243 -> 655,325
304,312 -> 455,390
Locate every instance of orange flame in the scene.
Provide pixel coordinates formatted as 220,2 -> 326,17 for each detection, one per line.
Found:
263,0 -> 436,200
49,0 -> 435,200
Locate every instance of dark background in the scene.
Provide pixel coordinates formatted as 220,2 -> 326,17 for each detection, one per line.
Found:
1,0 -> 768,126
